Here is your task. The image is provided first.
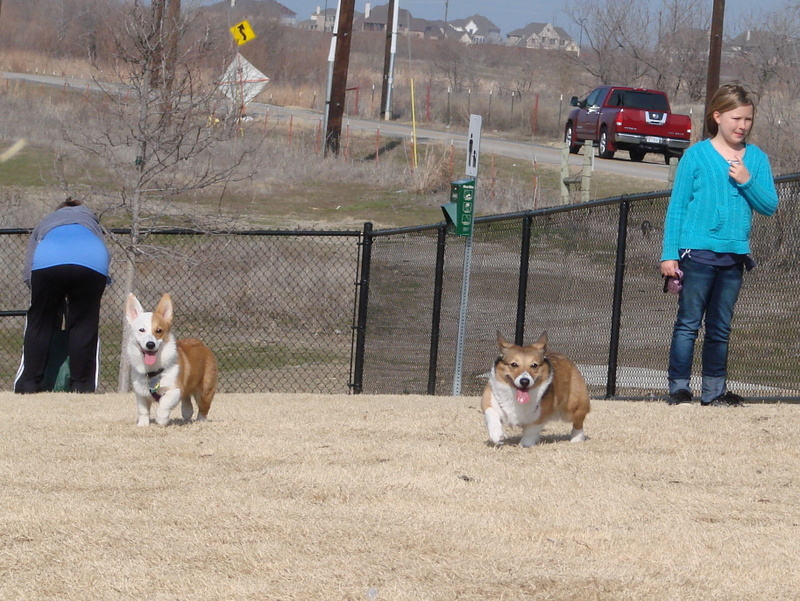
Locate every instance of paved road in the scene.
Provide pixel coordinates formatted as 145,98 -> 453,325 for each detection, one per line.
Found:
3,70 -> 670,183
251,102 -> 671,183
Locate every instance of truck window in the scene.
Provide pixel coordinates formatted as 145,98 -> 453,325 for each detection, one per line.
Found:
620,91 -> 669,112
586,88 -> 603,107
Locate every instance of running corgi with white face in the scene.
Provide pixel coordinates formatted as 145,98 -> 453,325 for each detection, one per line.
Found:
125,293 -> 217,427
481,331 -> 590,447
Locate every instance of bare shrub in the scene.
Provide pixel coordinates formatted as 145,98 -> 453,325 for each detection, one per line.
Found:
407,143 -> 453,194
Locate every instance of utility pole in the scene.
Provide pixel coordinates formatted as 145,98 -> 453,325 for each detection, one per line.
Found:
703,0 -> 725,138
379,0 -> 397,121
325,0 -> 356,155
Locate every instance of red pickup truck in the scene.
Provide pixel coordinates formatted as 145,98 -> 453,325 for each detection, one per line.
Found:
564,86 -> 692,163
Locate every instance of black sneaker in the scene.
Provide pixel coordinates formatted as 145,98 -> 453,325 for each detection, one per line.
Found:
667,389 -> 693,405
701,391 -> 745,407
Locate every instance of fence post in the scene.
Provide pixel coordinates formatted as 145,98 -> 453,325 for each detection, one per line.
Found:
668,155 -> 678,185
581,143 -> 593,203
350,222 -> 374,394
427,226 -> 448,394
560,142 -> 571,204
606,201 -> 629,398
514,216 -> 533,345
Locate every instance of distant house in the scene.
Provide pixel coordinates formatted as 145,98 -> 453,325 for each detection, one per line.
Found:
359,3 -> 412,34
447,15 -> 502,44
506,22 -> 578,53
354,3 -> 499,44
408,16 -> 446,39
727,29 -> 794,56
299,7 -> 338,32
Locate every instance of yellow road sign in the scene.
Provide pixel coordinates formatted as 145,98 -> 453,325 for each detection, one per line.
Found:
230,20 -> 256,45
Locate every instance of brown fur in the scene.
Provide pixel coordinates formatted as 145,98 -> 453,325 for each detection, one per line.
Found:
481,331 -> 591,446
176,338 -> 218,420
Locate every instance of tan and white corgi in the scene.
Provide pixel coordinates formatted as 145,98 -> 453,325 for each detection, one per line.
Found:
125,293 -> 218,427
481,331 -> 590,447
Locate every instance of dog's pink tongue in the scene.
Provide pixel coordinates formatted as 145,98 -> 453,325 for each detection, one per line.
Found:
516,388 -> 530,404
143,351 -> 157,366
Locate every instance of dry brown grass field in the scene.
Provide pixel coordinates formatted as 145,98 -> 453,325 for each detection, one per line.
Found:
2,391 -> 799,600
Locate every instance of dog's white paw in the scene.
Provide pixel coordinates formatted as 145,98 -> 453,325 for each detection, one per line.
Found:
484,411 -> 505,446
196,414 -> 207,422
137,416 -> 150,427
570,429 -> 587,442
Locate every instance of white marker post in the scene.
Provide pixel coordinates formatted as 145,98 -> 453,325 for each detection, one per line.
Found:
452,114 -> 482,396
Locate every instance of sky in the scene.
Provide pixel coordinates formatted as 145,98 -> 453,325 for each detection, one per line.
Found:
279,0 -> 786,38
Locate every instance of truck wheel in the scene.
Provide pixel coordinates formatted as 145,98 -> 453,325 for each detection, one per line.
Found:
564,123 -> 580,154
629,149 -> 646,162
598,129 -> 615,159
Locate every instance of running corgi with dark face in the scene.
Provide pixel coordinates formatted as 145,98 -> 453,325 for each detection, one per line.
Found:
481,331 -> 590,447
125,293 -> 217,427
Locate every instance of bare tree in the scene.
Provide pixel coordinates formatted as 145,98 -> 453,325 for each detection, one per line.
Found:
566,0 -> 657,86
729,8 -> 800,98
651,0 -> 710,101
62,0 -> 263,390
431,41 -> 472,93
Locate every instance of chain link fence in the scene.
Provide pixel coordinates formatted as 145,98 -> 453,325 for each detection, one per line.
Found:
0,230 -> 362,394
2,174 -> 800,399
361,174 -> 800,400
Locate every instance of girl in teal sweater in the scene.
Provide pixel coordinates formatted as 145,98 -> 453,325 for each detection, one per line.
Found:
660,83 -> 779,406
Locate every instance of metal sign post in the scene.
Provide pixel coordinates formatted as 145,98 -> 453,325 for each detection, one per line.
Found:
452,114 -> 482,396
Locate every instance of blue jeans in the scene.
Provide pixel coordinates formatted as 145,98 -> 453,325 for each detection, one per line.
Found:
668,258 -> 744,403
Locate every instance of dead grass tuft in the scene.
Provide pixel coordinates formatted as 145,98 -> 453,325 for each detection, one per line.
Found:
2,392 -> 799,600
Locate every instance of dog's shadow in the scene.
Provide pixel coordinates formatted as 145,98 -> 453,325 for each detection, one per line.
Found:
485,433 -> 582,448
146,418 -> 203,427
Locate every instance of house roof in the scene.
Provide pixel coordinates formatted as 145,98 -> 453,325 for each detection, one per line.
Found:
448,14 -> 501,35
507,22 -> 550,37
361,4 -> 413,29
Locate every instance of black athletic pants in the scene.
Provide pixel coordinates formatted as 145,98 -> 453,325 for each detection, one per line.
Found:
14,265 -> 107,394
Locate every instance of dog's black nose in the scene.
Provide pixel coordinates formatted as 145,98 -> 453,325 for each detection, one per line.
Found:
146,341 -> 156,350
519,377 -> 530,389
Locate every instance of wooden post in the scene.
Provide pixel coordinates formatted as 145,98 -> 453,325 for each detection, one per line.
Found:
560,141 -> 570,205
668,156 -> 678,185
581,143 -> 593,203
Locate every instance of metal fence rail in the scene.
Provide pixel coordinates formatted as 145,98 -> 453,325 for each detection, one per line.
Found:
2,174 -> 800,399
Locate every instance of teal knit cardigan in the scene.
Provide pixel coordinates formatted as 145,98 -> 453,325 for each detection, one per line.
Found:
660,138 -> 779,262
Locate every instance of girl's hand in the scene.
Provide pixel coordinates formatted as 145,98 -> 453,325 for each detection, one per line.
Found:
661,260 -> 680,277
728,158 -> 750,184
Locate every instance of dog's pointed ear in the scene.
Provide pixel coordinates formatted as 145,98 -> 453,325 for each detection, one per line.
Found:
496,331 -> 514,354
533,330 -> 548,352
125,293 -> 144,324
155,293 -> 174,323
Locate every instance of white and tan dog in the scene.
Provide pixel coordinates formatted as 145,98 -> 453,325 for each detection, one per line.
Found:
481,331 -> 590,447
125,293 -> 218,427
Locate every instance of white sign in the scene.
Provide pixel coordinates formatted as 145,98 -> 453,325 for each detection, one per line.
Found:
466,114 -> 482,177
218,55 -> 270,108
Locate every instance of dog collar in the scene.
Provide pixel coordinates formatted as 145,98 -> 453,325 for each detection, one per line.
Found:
147,368 -> 164,402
